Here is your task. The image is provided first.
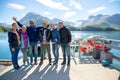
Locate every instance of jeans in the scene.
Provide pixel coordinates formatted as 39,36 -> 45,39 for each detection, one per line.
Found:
41,44 -> 51,63
10,48 -> 20,68
21,48 -> 29,63
29,42 -> 38,63
52,43 -> 59,63
61,44 -> 71,63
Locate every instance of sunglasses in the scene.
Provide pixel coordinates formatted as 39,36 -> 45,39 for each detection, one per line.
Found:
30,23 -> 34,24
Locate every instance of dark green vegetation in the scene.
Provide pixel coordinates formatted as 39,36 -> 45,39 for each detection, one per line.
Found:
0,26 -> 9,32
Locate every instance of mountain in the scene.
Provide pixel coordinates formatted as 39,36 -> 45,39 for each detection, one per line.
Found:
52,18 -> 63,24
106,14 -> 120,26
81,14 -> 109,26
0,23 -> 10,28
19,12 -> 74,27
80,13 -> 120,29
19,12 -> 51,27
73,20 -> 85,27
0,12 -> 120,31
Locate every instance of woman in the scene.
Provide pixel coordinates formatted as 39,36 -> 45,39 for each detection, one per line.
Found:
8,23 -> 21,69
19,25 -> 30,66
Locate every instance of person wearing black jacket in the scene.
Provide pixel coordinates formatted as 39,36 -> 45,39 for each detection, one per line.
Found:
8,23 -> 21,69
39,21 -> 52,65
58,22 -> 71,66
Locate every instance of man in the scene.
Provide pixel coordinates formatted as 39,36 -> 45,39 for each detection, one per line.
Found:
58,22 -> 71,66
8,23 -> 21,69
39,21 -> 52,65
13,17 -> 38,65
50,24 -> 60,65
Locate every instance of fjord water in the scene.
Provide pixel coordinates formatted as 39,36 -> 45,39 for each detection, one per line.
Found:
0,31 -> 120,69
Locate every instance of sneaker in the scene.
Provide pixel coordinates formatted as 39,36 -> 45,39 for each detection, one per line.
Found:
14,66 -> 20,70
23,62 -> 26,66
27,61 -> 30,66
67,63 -> 70,66
61,62 -> 66,65
30,62 -> 33,65
34,62 -> 38,65
39,61 -> 43,65
49,62 -> 52,65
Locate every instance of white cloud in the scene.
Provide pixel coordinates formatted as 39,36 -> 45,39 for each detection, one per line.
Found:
64,11 -> 76,18
8,3 -> 25,10
88,6 -> 106,14
36,0 -> 69,10
44,12 -> 51,15
69,0 -> 82,10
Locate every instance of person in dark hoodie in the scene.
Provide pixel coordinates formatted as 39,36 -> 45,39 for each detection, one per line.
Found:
13,17 -> 39,65
8,23 -> 21,69
50,24 -> 61,65
39,21 -> 52,65
58,22 -> 71,66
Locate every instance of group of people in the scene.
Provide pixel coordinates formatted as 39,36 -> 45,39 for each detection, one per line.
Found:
8,17 -> 71,69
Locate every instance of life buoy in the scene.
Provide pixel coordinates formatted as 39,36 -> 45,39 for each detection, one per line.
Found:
87,40 -> 109,52
80,46 -> 87,53
87,40 -> 94,47
96,45 -> 109,52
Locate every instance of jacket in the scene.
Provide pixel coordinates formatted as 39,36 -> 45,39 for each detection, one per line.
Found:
17,22 -> 39,42
51,28 -> 61,44
8,29 -> 21,48
59,26 -> 71,44
19,29 -> 30,48
39,27 -> 51,42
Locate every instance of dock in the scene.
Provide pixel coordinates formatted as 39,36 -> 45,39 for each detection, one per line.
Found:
0,58 -> 119,80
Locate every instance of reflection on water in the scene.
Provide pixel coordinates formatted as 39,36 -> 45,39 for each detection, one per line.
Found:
0,33 -> 22,60
0,33 -> 7,40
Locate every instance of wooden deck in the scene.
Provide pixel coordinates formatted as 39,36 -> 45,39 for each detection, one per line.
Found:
0,58 -> 119,80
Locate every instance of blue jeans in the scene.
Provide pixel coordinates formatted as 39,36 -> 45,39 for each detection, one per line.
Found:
61,44 -> 71,63
52,43 -> 59,63
29,42 -> 38,63
10,48 -> 20,68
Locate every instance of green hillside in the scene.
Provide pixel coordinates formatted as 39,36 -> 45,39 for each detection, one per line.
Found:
80,24 -> 120,31
0,26 -> 9,32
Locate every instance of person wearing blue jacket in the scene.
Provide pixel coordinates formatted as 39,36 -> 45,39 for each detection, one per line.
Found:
13,17 -> 39,65
50,24 -> 61,65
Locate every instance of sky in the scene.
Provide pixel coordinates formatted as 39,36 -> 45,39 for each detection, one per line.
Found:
0,0 -> 120,24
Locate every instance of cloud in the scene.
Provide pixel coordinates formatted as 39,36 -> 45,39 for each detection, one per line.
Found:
8,3 -> 25,10
64,11 -> 76,18
36,0 -> 69,10
69,0 -> 82,10
44,12 -> 51,15
88,6 -> 106,14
